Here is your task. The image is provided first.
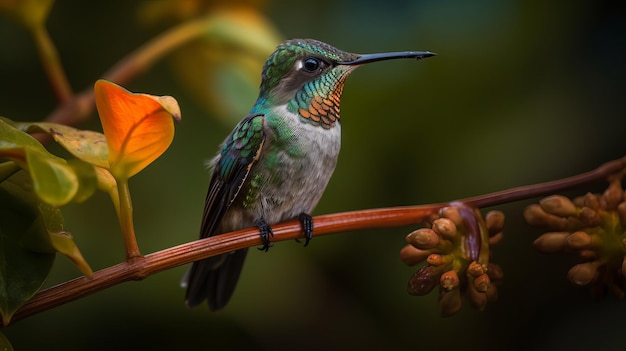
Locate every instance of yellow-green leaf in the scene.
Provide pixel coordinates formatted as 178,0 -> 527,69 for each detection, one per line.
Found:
66,159 -> 97,203
48,231 -> 92,277
0,118 -> 45,152
25,147 -> 78,206
7,120 -> 109,169
1,119 -> 99,206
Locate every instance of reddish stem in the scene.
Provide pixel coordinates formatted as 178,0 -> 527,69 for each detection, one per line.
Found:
3,156 -> 625,327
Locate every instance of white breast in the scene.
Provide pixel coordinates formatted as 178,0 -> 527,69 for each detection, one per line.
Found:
258,104 -> 342,221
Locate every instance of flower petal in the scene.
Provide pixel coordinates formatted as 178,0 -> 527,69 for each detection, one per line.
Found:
94,80 -> 180,179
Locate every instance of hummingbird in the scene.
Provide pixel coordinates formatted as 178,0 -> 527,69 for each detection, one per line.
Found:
183,38 -> 435,311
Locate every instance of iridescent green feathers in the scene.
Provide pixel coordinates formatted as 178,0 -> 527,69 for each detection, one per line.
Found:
199,113 -> 266,228
259,39 -> 359,99
259,39 -> 355,95
287,67 -> 348,129
256,39 -> 359,128
217,114 -> 265,181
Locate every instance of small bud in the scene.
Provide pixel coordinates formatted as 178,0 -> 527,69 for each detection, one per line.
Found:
467,261 -> 486,277
567,231 -> 592,249
432,218 -> 457,239
473,274 -> 491,292
524,204 -> 548,226
408,265 -> 440,296
524,204 -> 567,229
487,263 -> 504,281
485,210 -> 505,236
439,206 -> 463,227
573,195 -> 585,207
564,216 -> 585,231
568,262 -> 599,286
488,232 -> 503,246
467,279 -> 488,310
486,284 -> 499,302
602,179 -> 623,210
400,244 -> 430,266
540,195 -> 578,217
406,228 -> 439,250
426,253 -> 452,267
578,249 -> 598,260
582,192 -> 601,210
579,207 -> 601,227
439,287 -> 462,317
533,232 -> 569,252
440,270 -> 459,291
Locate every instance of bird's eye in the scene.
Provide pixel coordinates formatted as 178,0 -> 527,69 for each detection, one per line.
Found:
302,57 -> 321,72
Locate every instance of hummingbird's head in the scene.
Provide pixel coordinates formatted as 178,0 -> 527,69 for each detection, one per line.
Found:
258,39 -> 357,103
257,38 -> 435,129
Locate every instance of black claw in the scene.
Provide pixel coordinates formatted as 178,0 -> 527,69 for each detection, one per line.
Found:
298,213 -> 314,247
256,218 -> 274,252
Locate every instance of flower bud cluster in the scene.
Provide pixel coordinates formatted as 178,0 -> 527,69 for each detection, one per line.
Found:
524,177 -> 626,297
401,202 -> 504,316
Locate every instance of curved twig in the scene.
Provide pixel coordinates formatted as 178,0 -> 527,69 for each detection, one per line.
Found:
44,18 -> 210,127
3,154 -> 625,326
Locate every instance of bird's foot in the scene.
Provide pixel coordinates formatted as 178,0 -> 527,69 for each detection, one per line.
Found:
298,213 -> 313,247
256,218 -> 274,252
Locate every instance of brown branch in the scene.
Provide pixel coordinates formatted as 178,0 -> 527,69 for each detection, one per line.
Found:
6,205 -> 441,326
3,154 -> 625,327
462,154 -> 626,208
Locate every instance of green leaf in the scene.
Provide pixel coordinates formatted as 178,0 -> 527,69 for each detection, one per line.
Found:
10,170 -> 93,278
25,147 -> 78,206
48,231 -> 92,277
21,202 -> 93,277
0,171 -> 55,325
0,119 -> 99,206
0,119 -> 45,153
67,159 -> 97,203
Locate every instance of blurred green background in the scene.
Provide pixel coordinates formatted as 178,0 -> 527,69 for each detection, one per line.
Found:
2,0 -> 626,350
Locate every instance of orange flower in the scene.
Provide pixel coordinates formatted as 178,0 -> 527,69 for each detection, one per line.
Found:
94,80 -> 181,180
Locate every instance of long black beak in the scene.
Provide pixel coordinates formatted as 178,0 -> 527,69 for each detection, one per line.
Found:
339,51 -> 436,65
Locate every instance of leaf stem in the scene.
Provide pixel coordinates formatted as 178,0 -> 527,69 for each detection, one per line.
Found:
116,178 -> 141,259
